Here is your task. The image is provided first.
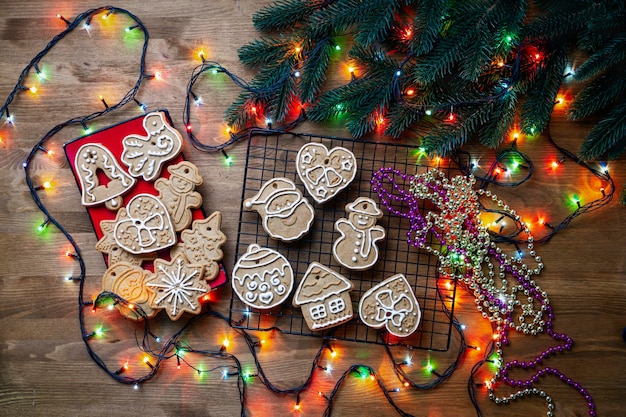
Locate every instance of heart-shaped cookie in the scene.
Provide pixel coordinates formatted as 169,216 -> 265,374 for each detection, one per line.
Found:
296,143 -> 357,203
359,274 -> 421,337
114,194 -> 176,254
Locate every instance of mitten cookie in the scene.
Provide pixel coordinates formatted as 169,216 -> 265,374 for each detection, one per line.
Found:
102,262 -> 160,320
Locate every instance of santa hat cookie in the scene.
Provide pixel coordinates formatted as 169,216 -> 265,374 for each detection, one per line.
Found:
293,262 -> 354,331
244,177 -> 314,242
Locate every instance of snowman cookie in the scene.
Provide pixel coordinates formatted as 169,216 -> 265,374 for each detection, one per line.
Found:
121,111 -> 183,181
296,142 -> 357,203
231,244 -> 294,309
358,274 -> 421,337
244,177 -> 314,242
333,197 -> 385,270
155,161 -> 203,232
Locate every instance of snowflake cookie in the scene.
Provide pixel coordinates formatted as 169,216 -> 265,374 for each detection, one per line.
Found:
146,255 -> 208,320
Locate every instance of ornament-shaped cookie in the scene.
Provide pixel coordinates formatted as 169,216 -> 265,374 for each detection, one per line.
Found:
146,255 -> 208,320
102,262 -> 160,320
121,112 -> 183,181
173,211 -> 227,281
293,262 -> 354,331
359,274 -> 421,337
114,194 -> 176,254
333,197 -> 385,270
231,244 -> 294,309
155,161 -> 203,231
244,177 -> 314,242
75,143 -> 136,210
296,142 -> 357,203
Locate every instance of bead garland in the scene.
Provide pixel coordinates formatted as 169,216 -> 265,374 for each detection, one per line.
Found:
371,167 -> 596,417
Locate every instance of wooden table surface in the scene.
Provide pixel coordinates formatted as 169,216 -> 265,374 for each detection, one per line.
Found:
1,1 -> 625,416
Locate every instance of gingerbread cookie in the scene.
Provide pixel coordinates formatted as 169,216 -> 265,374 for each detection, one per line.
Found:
96,217 -> 157,266
358,274 -> 421,337
114,194 -> 176,254
244,177 -> 314,242
231,244 -> 294,309
155,161 -> 203,231
171,211 -> 227,281
293,262 -> 354,331
75,143 -> 136,210
121,111 -> 183,181
102,262 -> 159,320
333,197 -> 385,270
146,255 -> 208,320
296,142 -> 357,203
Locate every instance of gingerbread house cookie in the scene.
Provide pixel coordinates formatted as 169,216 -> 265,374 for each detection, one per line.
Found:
333,197 -> 385,270
358,274 -> 421,337
231,244 -> 294,309
244,177 -> 314,242
296,142 -> 357,203
293,262 -> 354,331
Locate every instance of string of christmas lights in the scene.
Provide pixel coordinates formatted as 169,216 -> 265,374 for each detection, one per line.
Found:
2,6 -> 609,417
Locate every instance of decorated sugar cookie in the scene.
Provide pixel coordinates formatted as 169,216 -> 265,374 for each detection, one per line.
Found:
155,161 -> 203,231
75,143 -> 136,210
296,142 -> 357,203
358,274 -> 421,337
293,262 -> 354,331
114,194 -> 176,254
146,255 -> 208,321
333,197 -> 385,270
244,177 -> 314,242
231,244 -> 294,309
121,111 -> 183,181
102,262 -> 160,320
96,218 -> 157,266
172,211 -> 227,281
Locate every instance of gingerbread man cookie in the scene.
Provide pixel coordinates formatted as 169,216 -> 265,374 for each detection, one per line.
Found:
171,211 -> 227,281
75,143 -> 136,210
358,274 -> 421,337
296,142 -> 357,203
146,255 -> 208,321
114,194 -> 176,254
121,112 -> 183,181
96,217 -> 157,266
155,161 -> 203,231
244,177 -> 314,242
102,262 -> 160,320
333,197 -> 385,270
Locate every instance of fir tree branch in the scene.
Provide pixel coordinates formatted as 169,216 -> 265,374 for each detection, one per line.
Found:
410,0 -> 447,56
573,34 -> 626,81
520,47 -> 566,134
579,100 -> 626,159
299,35 -> 334,103
477,91 -> 518,148
238,37 -> 292,67
569,71 -> 626,120
252,0 -> 322,32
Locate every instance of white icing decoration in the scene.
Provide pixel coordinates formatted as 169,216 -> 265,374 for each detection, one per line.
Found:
295,143 -> 357,204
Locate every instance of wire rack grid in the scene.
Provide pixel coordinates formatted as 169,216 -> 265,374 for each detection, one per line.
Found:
229,133 -> 458,351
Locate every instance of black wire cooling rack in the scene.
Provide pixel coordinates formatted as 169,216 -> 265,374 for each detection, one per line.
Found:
229,134 -> 459,351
